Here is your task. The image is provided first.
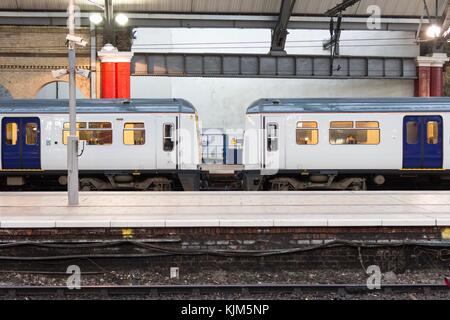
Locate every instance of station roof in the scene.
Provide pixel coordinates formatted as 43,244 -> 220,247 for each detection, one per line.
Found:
0,99 -> 196,114
0,0 -> 444,17
0,1 -> 444,32
246,97 -> 450,113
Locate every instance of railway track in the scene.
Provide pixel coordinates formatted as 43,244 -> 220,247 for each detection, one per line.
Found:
0,283 -> 448,299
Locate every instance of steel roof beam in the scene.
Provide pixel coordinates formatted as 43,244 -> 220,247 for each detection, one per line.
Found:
103,0 -> 114,45
270,0 -> 296,55
440,0 -> 450,33
0,11 -> 430,31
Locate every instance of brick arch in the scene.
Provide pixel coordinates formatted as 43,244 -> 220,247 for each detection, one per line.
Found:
35,80 -> 89,99
34,75 -> 90,99
0,71 -> 90,99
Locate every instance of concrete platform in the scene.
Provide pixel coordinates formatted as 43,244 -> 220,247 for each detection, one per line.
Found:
0,191 -> 450,228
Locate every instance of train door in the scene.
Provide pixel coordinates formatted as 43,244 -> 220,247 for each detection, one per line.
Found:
1,117 -> 41,169
262,116 -> 284,173
156,115 -> 178,169
403,115 -> 443,169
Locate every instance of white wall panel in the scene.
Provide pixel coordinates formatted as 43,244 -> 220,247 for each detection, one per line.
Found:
131,76 -> 414,129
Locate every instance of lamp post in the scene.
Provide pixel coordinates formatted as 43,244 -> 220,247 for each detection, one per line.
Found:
67,0 -> 79,205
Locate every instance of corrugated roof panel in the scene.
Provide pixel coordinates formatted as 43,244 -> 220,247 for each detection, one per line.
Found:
14,0 -> 101,11
292,0 -> 443,17
0,0 -> 446,17
113,0 -> 193,13
293,0 -> 341,15
0,0 -> 19,9
192,0 -> 281,14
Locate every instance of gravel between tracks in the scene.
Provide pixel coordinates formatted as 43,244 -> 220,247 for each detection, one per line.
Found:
0,267 -> 448,299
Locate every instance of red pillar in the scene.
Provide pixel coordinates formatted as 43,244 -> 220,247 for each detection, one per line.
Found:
116,62 -> 131,99
415,65 -> 431,97
430,66 -> 443,96
416,54 -> 448,97
98,44 -> 133,99
429,53 -> 448,97
101,62 -> 116,98
415,57 -> 432,97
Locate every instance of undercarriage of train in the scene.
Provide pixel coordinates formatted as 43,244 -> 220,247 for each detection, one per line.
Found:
243,172 -> 450,191
0,172 -> 201,191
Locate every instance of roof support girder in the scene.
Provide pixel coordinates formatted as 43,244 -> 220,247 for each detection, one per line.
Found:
132,53 -> 417,80
269,0 -> 296,55
440,0 -> 450,34
103,0 -> 115,45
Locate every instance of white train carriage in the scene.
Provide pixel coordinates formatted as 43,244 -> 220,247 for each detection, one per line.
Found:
242,97 -> 450,191
0,99 -> 202,190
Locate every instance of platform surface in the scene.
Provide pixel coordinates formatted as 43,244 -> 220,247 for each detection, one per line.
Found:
0,191 -> 450,228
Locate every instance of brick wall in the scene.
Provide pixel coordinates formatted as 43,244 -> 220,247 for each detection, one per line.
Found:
0,26 -> 102,98
1,226 -> 448,271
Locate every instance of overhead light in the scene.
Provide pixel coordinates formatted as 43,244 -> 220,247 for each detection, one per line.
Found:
89,13 -> 103,25
51,68 -> 68,79
426,24 -> 441,38
115,13 -> 129,26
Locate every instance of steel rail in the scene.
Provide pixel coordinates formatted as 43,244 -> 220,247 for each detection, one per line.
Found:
0,283 -> 448,298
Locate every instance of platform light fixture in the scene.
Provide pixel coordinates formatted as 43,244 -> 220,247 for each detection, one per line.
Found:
89,13 -> 103,25
115,13 -> 129,26
426,24 -> 441,38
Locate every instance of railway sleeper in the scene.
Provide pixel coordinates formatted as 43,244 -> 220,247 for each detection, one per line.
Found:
269,175 -> 367,191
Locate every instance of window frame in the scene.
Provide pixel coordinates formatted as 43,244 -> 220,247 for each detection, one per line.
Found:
25,122 -> 38,145
406,121 -> 419,145
5,122 -> 18,145
296,121 -> 318,145
329,121 -> 380,145
426,121 -> 439,145
123,122 -> 146,145
62,121 -> 113,145
163,122 -> 175,152
266,122 -> 278,152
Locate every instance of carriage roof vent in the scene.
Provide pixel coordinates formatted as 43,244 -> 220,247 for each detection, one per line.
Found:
272,100 -> 280,105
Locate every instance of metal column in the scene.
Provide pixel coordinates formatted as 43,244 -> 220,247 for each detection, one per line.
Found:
67,0 -> 79,205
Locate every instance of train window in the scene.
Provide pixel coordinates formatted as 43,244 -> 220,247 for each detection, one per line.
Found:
124,123 -> 145,145
329,121 -> 380,145
63,122 -> 112,145
89,122 -> 112,129
329,129 -> 380,145
5,122 -> 18,145
406,121 -> 418,144
426,121 -> 438,144
356,121 -> 379,128
62,131 -> 80,144
330,121 -> 353,128
163,123 -> 174,151
267,123 -> 278,151
25,123 -> 38,145
63,122 -> 86,129
296,121 -> 318,145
